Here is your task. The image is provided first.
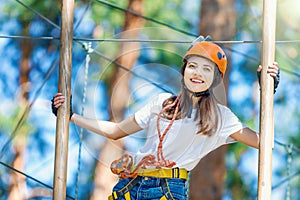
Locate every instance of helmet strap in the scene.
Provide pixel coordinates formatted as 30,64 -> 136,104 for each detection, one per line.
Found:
181,79 -> 210,97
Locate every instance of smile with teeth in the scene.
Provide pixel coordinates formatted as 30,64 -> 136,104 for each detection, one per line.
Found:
190,78 -> 204,84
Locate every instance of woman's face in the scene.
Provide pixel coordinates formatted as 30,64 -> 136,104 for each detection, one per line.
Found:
183,56 -> 215,93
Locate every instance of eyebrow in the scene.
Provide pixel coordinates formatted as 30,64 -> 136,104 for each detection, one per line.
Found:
203,64 -> 213,69
188,62 -> 213,69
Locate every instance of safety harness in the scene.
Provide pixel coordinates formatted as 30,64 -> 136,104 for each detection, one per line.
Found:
108,168 -> 189,200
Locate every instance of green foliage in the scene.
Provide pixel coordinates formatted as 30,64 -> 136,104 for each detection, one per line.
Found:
91,1 -> 127,30
0,104 -> 34,143
2,0 -> 61,23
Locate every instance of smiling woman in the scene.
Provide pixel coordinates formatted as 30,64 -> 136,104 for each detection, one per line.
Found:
51,37 -> 280,200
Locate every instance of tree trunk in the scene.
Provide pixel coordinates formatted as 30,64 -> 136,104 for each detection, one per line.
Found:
90,1 -> 145,199
8,25 -> 32,200
189,0 -> 236,199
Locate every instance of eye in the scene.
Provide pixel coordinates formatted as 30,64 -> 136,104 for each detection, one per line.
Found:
187,63 -> 197,68
203,66 -> 212,72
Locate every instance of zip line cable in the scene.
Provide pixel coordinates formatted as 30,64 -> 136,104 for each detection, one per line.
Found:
2,34 -> 300,45
2,35 -> 300,79
1,35 -> 300,78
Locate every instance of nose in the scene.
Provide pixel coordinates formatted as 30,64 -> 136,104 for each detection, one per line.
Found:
193,68 -> 203,76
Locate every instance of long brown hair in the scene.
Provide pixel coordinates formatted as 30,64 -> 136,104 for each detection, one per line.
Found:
161,61 -> 223,136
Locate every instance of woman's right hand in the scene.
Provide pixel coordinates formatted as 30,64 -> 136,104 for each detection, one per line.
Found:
51,93 -> 73,118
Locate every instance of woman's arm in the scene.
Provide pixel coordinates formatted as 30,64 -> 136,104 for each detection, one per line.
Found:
230,62 -> 280,149
230,128 -> 259,149
52,93 -> 143,140
71,114 -> 143,140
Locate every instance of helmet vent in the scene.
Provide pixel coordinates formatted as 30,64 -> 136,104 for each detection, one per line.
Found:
217,52 -> 223,60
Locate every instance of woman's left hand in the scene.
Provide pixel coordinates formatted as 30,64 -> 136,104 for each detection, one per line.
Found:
257,62 -> 279,77
257,62 -> 280,93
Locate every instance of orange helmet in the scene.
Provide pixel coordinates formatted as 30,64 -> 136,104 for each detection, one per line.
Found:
183,41 -> 227,77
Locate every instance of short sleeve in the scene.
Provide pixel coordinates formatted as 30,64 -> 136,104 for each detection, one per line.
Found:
134,93 -> 172,129
218,105 -> 246,143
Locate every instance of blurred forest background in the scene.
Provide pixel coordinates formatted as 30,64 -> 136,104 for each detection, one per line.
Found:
0,0 -> 299,199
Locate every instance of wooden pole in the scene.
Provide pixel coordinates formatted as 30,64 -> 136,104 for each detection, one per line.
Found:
258,0 -> 277,199
53,0 -> 74,199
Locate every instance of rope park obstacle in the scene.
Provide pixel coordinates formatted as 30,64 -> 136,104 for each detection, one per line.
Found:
0,0 -> 294,200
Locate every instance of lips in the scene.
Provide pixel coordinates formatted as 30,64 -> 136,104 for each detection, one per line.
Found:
190,78 -> 204,84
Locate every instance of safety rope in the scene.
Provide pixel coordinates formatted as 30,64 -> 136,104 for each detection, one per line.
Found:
74,42 -> 93,199
285,144 -> 293,200
156,96 -> 180,167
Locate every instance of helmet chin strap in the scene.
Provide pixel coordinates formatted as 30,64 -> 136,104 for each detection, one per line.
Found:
181,79 -> 210,97
181,79 -> 210,118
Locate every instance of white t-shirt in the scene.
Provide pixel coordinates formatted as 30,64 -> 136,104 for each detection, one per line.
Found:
134,93 -> 245,171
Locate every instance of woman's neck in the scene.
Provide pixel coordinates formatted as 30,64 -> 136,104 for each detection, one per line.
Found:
190,95 -> 202,108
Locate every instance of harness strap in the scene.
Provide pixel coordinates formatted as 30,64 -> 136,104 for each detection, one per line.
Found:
108,176 -> 141,200
138,167 -> 188,180
160,178 -> 175,200
160,196 -> 168,200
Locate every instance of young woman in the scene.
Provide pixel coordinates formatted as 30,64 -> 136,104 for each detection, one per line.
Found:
52,41 -> 279,200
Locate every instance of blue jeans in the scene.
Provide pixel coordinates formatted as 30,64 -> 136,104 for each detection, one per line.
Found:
112,176 -> 188,200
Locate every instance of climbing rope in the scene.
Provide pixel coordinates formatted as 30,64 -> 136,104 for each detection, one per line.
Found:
285,144 -> 293,200
156,95 -> 180,167
74,42 -> 93,199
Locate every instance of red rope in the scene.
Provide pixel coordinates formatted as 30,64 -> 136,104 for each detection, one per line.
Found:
110,96 -> 180,178
156,96 -> 180,167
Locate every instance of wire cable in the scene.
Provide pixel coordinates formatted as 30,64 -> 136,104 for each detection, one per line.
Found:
272,170 -> 300,191
94,0 -> 198,37
275,140 -> 300,153
14,0 -> 61,30
73,0 -> 92,31
0,57 -> 59,160
93,49 -> 172,93
11,0 -> 300,79
0,35 -> 58,40
0,160 -> 75,200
